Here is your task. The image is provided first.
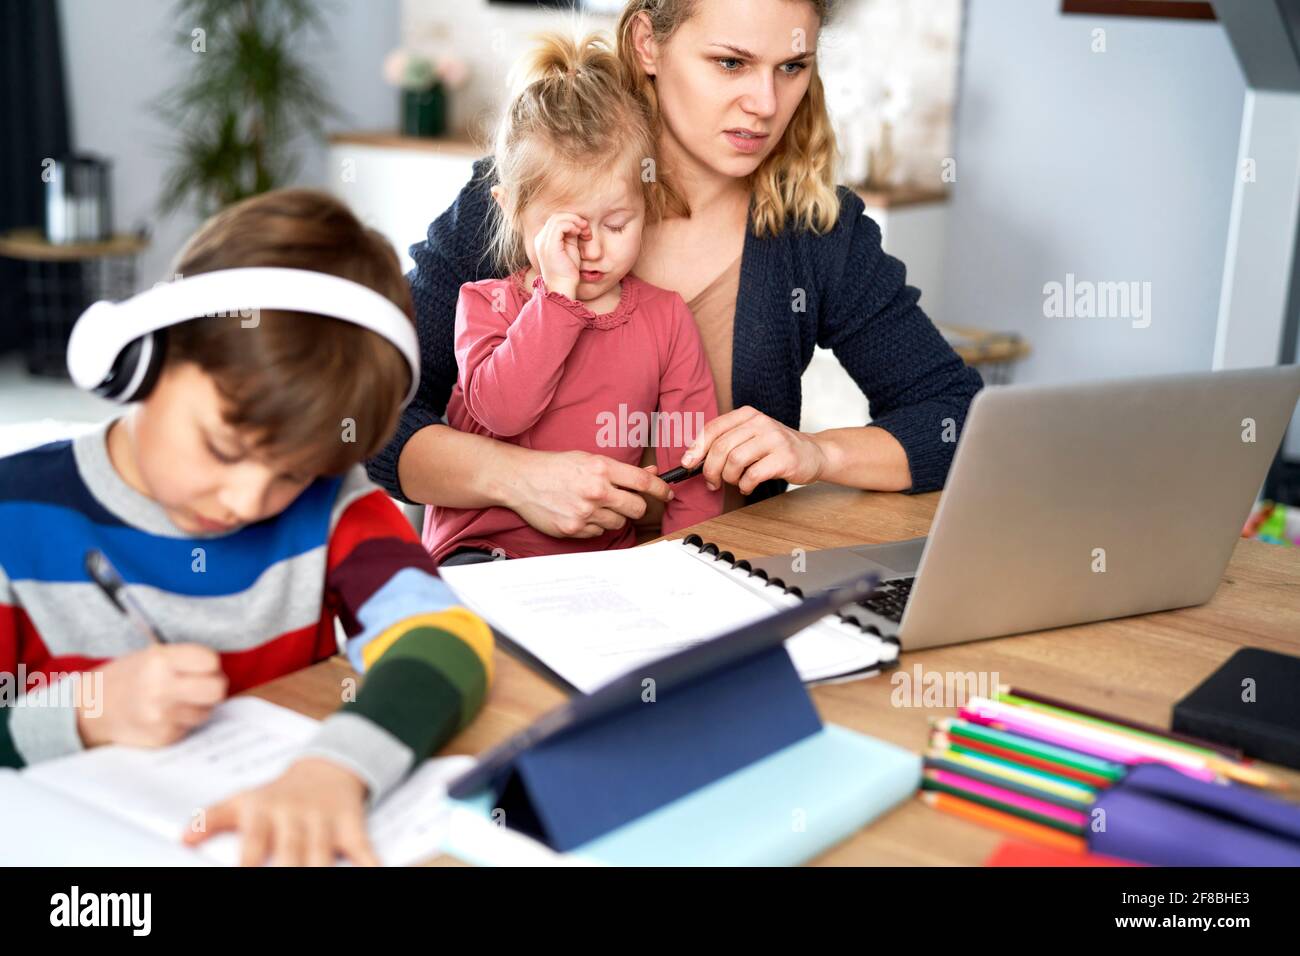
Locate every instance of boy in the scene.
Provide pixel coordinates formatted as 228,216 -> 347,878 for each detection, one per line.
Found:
0,189 -> 493,866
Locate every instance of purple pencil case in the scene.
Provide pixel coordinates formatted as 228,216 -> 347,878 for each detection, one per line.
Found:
1089,763 -> 1300,866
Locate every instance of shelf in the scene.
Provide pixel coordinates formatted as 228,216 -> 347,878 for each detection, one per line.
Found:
852,184 -> 950,210
936,322 -> 1032,366
328,131 -> 485,157
0,229 -> 149,262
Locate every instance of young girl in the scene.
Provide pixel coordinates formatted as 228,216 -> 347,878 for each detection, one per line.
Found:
427,31 -> 722,565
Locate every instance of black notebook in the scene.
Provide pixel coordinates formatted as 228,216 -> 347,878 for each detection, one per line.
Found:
1172,647 -> 1300,771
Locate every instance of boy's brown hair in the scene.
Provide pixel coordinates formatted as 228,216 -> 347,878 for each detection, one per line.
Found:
166,188 -> 413,477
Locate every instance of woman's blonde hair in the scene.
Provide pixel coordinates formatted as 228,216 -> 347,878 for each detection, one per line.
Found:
615,0 -> 841,237
486,31 -> 661,275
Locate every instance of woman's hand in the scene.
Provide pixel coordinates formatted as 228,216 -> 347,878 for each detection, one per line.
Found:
183,757 -> 379,867
533,212 -> 589,300
680,406 -> 830,495
502,450 -> 674,539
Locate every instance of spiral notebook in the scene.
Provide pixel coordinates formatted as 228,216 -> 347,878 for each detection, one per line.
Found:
437,534 -> 900,693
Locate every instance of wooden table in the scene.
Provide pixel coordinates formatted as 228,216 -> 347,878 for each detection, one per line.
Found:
249,483 -> 1300,865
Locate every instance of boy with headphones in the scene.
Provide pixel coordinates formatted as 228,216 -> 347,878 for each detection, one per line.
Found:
0,190 -> 493,866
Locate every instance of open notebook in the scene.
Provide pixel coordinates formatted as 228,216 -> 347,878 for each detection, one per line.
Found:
437,535 -> 899,692
0,697 -> 472,866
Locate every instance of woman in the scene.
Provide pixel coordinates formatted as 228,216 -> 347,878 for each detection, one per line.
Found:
367,0 -> 982,543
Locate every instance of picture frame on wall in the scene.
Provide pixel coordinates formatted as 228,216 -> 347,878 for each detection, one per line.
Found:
1061,0 -> 1216,18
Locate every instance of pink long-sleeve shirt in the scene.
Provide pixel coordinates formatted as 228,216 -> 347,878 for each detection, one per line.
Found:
424,272 -> 723,563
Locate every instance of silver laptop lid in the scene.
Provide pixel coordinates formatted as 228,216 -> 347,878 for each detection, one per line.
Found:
899,364 -> 1300,648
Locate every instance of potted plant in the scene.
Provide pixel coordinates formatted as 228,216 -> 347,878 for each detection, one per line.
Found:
156,0 -> 339,216
384,48 -> 470,138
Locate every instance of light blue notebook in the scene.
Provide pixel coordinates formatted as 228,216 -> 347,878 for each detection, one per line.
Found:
443,724 -> 920,866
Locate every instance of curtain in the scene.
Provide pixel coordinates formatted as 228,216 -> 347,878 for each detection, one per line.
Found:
0,0 -> 73,355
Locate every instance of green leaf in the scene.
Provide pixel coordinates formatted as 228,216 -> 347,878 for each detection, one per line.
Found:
154,0 -> 342,216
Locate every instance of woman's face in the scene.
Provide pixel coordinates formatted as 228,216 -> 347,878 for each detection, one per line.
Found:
635,0 -> 820,182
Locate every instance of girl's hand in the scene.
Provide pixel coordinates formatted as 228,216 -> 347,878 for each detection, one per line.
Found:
183,757 -> 379,867
503,449 -> 674,539
533,212 -> 588,300
680,406 -> 829,495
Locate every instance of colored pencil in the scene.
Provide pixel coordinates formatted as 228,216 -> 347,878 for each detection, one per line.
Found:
961,698 -> 1219,779
985,692 -> 1279,790
923,753 -> 1094,810
920,791 -> 1088,854
997,684 -> 1244,760
1211,761 -> 1282,790
927,743 -> 1099,802
921,778 -> 1083,834
939,717 -> 1126,779
966,699 -> 1278,788
1000,691 -> 1271,780
937,731 -> 1120,789
924,769 -> 1089,830
960,701 -> 1151,763
996,691 -> 1226,760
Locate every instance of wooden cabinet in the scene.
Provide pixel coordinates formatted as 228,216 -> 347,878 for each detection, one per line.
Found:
326,133 -> 482,273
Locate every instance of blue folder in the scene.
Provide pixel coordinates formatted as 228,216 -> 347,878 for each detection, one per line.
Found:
446,723 -> 920,866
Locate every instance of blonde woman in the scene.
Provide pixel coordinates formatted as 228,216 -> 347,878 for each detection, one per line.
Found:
369,0 -> 983,545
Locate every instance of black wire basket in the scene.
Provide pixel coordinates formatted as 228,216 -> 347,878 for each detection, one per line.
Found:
0,230 -> 147,378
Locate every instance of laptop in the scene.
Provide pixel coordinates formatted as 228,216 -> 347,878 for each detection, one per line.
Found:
750,365 -> 1300,650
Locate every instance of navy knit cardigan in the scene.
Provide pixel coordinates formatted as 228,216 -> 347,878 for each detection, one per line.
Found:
367,158 -> 984,504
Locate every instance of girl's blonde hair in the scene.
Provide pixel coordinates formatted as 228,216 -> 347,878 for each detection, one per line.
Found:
615,0 -> 841,237
486,31 -> 660,275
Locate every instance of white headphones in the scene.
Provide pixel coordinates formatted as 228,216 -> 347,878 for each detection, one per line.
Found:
66,267 -> 421,406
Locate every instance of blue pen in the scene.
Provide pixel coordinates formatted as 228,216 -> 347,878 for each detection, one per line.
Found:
84,548 -> 169,645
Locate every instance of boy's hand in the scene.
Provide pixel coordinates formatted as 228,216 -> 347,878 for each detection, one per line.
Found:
533,212 -> 588,300
77,644 -> 227,748
184,757 -> 379,867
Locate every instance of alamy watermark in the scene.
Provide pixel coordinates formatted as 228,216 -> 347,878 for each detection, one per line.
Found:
1043,272 -> 1151,329
50,886 -> 150,936
0,667 -> 103,718
595,403 -> 705,449
890,664 -> 1001,709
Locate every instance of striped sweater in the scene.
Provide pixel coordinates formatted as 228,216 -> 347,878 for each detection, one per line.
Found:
0,419 -> 493,801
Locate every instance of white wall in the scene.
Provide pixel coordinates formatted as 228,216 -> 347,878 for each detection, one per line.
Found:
58,0 -> 402,289
404,0 -> 965,190
941,0 -> 1247,384
402,0 -> 618,144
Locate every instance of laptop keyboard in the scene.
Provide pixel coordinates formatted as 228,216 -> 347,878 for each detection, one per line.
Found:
861,576 -> 915,624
